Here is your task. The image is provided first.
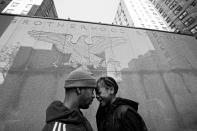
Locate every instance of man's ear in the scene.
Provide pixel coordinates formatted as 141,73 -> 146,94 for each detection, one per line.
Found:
76,88 -> 81,95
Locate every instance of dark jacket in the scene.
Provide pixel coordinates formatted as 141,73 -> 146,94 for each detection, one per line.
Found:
96,97 -> 148,131
42,101 -> 94,131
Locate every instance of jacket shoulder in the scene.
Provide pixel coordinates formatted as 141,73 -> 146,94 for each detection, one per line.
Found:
115,105 -> 148,131
115,105 -> 133,114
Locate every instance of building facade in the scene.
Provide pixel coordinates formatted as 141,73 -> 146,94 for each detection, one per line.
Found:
1,14 -> 197,131
150,0 -> 197,36
0,0 -> 11,13
1,0 -> 58,18
28,0 -> 58,18
113,0 -> 173,31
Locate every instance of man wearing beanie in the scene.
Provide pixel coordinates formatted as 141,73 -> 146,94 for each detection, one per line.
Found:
42,68 -> 96,131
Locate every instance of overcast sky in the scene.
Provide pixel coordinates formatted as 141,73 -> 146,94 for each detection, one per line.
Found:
53,0 -> 120,24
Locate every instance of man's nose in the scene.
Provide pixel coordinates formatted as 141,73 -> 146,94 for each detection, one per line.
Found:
92,93 -> 95,99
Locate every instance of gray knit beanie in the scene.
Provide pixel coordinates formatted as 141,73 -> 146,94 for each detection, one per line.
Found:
64,69 -> 96,88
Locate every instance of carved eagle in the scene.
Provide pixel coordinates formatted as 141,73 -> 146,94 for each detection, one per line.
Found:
28,30 -> 126,68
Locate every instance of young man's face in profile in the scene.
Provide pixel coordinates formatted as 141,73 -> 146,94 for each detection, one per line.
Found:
96,80 -> 114,107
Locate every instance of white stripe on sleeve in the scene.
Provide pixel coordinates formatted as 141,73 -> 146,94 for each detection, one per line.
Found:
63,124 -> 66,131
58,122 -> 62,131
52,122 -> 58,131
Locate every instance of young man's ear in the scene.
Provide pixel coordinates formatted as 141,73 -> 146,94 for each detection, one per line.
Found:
76,88 -> 81,95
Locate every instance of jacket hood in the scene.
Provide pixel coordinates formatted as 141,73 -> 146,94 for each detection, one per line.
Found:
112,97 -> 139,111
45,101 -> 82,124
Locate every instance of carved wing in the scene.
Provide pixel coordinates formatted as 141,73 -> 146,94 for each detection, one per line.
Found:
89,36 -> 126,54
28,30 -> 73,45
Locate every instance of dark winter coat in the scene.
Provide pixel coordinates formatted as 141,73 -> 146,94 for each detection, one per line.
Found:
42,101 -> 94,131
96,97 -> 148,131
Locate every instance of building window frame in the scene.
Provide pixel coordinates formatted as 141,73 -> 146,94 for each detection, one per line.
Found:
169,0 -> 178,10
4,9 -> 14,14
10,2 -> 20,7
173,5 -> 183,15
159,8 -> 163,13
166,17 -> 171,23
20,10 -> 29,15
162,12 -> 167,18
179,11 -> 188,20
184,17 -> 195,27
165,0 -> 171,5
190,1 -> 196,6
190,25 -> 197,34
156,3 -> 160,9
169,22 -> 176,28
174,28 -> 180,33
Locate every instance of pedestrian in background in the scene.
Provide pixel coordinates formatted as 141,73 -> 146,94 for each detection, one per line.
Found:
42,69 -> 96,131
96,76 -> 148,131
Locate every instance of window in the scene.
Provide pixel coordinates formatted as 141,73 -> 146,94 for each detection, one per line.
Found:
174,29 -> 180,33
173,5 -> 183,15
166,17 -> 171,23
162,12 -> 167,18
21,10 -> 28,15
25,4 -> 33,10
190,25 -> 197,34
165,0 -> 171,5
46,10 -> 49,16
11,2 -> 20,7
159,8 -> 163,13
125,17 -> 128,22
170,22 -> 176,28
169,1 -> 178,10
190,1 -> 196,6
153,12 -> 157,15
184,17 -> 195,26
4,9 -> 14,14
154,26 -> 159,29
179,11 -> 188,20
162,27 -> 167,30
156,3 -> 160,9
159,22 -> 164,25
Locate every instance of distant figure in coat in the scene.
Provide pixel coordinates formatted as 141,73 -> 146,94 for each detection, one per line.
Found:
96,76 -> 148,131
42,68 -> 96,131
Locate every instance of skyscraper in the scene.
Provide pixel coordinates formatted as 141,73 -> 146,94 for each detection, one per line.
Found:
113,0 -> 173,32
1,0 -> 58,18
150,0 -> 197,36
0,0 -> 12,13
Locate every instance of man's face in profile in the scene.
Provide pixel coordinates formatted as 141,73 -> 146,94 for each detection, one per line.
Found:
79,88 -> 95,109
96,80 -> 114,107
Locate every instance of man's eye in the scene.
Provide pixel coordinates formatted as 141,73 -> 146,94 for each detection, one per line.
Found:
96,91 -> 100,95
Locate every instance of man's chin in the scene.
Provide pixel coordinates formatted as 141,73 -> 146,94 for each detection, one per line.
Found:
100,101 -> 106,107
80,104 -> 90,109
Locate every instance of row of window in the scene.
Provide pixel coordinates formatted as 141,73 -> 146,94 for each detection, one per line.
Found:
158,0 -> 196,28
157,0 -> 181,15
4,8 -> 28,15
190,25 -> 197,34
151,0 -> 197,34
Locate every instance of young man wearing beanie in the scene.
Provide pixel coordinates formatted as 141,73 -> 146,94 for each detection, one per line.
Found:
42,69 -> 96,131
96,76 -> 148,131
